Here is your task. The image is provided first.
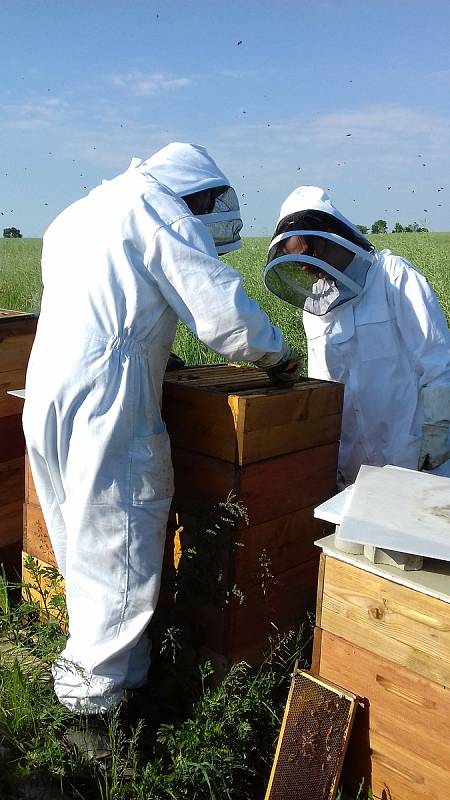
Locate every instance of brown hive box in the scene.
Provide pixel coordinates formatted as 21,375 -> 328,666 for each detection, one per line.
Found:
0,309 -> 37,576
161,365 -> 342,664
313,548 -> 450,799
23,365 -> 343,664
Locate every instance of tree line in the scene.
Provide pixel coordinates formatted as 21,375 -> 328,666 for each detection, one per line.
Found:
3,222 -> 430,239
357,220 -> 429,235
3,227 -> 22,238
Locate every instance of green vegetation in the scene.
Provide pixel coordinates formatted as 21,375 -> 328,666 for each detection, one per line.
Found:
0,233 -> 448,797
0,237 -> 43,312
2,233 -> 448,371
0,502 -> 312,800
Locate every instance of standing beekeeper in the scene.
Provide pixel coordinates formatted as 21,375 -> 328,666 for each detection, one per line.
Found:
264,185 -> 450,487
23,143 -> 298,724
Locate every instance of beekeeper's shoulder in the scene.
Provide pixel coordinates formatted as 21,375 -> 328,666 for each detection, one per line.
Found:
377,247 -> 425,287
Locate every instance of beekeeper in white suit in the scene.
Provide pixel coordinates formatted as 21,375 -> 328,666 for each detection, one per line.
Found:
265,186 -> 450,487
23,143 -> 298,722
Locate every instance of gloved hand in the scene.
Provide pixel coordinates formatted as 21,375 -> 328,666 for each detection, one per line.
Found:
418,422 -> 450,470
265,354 -> 301,388
165,352 -> 186,371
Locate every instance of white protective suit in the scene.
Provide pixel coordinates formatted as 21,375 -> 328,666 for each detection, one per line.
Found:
23,143 -> 290,713
265,186 -> 450,487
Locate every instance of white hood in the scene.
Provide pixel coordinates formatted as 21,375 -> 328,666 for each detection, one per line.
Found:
266,186 -> 374,315
278,186 -> 364,241
129,142 -> 242,255
136,142 -> 231,196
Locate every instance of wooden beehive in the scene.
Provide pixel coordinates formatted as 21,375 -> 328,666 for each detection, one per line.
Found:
0,309 -> 37,576
163,366 -> 342,663
23,366 -> 343,663
312,539 -> 450,799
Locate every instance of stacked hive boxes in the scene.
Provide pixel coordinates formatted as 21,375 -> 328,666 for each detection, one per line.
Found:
23,365 -> 343,663
0,310 -> 37,576
162,366 -> 342,664
313,545 -> 450,799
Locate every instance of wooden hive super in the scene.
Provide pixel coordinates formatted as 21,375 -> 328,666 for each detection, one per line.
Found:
23,365 -> 343,663
313,539 -> 450,800
0,309 -> 37,576
158,365 -> 341,664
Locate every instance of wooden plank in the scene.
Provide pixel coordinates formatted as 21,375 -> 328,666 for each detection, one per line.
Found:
25,453 -> 40,505
321,557 -> 450,686
369,729 -> 450,800
226,557 -> 319,664
0,309 -> 36,320
0,369 -> 27,417
23,504 -> 56,566
163,384 -> 238,463
241,381 -> 344,433
0,456 -> 24,507
163,365 -> 270,391
238,412 -> 342,464
239,442 -> 339,526
0,313 -> 37,341
233,507 -> 331,588
171,447 -> 238,516
310,625 -> 322,674
315,551 -> 326,628
172,442 -> 339,527
0,414 -> 25,462
0,501 -> 23,547
318,629 -> 450,771
0,333 -> 35,373
163,371 -> 343,465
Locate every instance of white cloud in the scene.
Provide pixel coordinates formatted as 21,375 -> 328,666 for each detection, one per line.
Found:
110,71 -> 192,96
3,96 -> 78,129
216,104 -> 450,159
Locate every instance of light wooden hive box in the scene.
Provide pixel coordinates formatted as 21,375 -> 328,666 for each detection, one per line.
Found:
313,541 -> 450,800
24,365 -> 343,664
0,309 -> 37,577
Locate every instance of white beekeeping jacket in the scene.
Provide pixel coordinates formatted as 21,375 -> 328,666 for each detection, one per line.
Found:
303,249 -> 450,484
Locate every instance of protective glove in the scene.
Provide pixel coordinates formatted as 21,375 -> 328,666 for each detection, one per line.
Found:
265,354 -> 301,388
417,386 -> 450,470
418,422 -> 450,470
165,352 -> 186,371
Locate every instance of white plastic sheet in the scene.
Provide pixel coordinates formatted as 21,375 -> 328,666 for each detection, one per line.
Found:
336,465 -> 450,561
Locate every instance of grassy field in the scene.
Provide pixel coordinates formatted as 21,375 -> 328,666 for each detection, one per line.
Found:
1,233 -> 449,371
0,232 -> 448,798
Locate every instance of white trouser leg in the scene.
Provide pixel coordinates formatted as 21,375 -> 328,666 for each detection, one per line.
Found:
52,500 -> 170,713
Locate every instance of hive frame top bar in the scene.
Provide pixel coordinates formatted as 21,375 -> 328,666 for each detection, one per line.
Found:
0,309 -> 38,321
163,365 -> 329,395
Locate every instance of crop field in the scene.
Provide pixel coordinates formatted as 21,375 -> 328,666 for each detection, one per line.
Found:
1,233 -> 449,373
1,233 -> 449,798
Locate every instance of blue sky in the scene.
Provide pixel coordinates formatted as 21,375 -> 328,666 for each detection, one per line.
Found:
1,0 -> 450,236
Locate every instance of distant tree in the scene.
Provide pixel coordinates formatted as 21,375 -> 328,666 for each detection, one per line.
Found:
356,224 -> 369,234
403,222 -> 429,233
3,227 -> 22,238
371,219 -> 388,234
393,222 -> 404,233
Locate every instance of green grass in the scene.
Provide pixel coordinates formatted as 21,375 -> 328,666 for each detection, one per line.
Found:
0,237 -> 43,312
0,504 -> 319,800
3,234 -> 440,797
1,233 -> 449,372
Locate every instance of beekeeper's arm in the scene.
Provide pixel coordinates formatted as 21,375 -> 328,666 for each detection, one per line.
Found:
388,258 -> 450,470
148,214 -> 294,371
